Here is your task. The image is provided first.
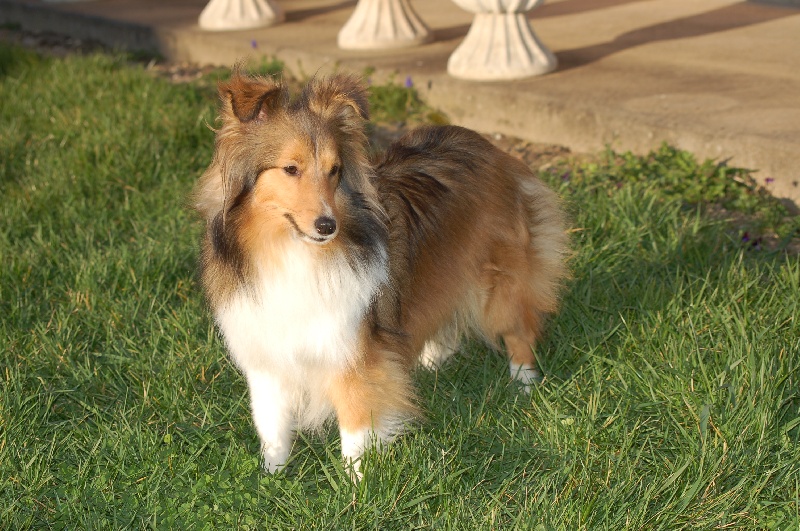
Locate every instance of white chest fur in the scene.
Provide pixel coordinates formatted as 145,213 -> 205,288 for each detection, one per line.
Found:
215,241 -> 388,375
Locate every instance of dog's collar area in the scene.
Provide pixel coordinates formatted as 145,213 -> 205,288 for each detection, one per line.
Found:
284,213 -> 335,244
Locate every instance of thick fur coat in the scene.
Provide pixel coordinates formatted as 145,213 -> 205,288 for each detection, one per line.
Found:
193,72 -> 569,476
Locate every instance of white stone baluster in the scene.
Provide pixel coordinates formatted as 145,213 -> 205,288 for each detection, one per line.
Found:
199,0 -> 284,31
338,0 -> 432,50
448,0 -> 556,80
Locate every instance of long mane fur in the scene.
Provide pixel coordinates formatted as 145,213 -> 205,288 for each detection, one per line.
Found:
193,72 -> 388,311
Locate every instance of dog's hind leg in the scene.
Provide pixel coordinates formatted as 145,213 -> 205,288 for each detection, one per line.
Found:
479,248 -> 556,393
481,181 -> 568,392
487,295 -> 544,393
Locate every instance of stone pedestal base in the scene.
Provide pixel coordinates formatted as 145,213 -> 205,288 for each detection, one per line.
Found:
199,0 -> 284,31
338,0 -> 431,50
448,12 -> 556,80
448,0 -> 556,81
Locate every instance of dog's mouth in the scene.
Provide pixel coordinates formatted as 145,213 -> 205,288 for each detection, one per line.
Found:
284,213 -> 336,245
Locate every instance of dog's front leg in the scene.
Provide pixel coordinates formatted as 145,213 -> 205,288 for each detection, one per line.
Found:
339,424 -> 377,481
329,355 -> 416,481
245,370 -> 296,473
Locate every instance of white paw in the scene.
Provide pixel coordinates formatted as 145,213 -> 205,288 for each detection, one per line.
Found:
262,442 -> 291,474
419,323 -> 461,369
509,361 -> 542,394
344,457 -> 363,482
340,427 -> 370,482
339,420 -> 402,482
419,340 -> 456,369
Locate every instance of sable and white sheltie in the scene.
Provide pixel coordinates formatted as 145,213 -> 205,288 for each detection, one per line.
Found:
193,71 -> 569,476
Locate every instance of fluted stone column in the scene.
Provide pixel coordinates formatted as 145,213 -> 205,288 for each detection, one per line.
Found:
338,0 -> 432,50
448,0 -> 556,80
199,0 -> 284,31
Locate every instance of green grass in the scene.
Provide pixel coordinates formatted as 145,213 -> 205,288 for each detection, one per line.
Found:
1,45 -> 798,529
562,145 -> 800,242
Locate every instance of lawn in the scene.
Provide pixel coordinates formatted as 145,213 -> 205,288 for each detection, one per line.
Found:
0,46 -> 798,529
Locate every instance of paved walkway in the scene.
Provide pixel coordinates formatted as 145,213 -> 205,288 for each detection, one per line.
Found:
2,0 -> 799,204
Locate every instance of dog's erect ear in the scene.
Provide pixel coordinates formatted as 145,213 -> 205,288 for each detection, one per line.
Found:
302,74 -> 370,129
218,71 -> 284,123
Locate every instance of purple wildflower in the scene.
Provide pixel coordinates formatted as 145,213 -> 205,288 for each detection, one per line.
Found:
561,171 -> 571,182
404,75 -> 413,89
741,232 -> 763,250
765,177 -> 775,185
251,39 -> 258,49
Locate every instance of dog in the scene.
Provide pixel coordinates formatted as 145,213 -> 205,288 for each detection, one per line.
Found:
193,71 -> 569,477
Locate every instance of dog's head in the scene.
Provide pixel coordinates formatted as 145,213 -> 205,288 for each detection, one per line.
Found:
195,70 -> 375,249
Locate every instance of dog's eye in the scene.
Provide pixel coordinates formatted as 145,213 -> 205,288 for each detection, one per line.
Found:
283,165 -> 299,176
329,165 -> 340,177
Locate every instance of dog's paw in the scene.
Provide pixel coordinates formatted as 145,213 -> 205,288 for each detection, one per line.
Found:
261,443 -> 291,474
419,340 -> 457,369
340,428 -> 368,482
509,361 -> 542,394
343,457 -> 363,483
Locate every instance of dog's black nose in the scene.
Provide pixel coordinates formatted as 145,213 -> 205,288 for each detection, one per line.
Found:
314,216 -> 337,236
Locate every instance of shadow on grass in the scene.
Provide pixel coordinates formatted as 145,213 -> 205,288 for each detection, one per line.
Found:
0,41 -> 46,79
